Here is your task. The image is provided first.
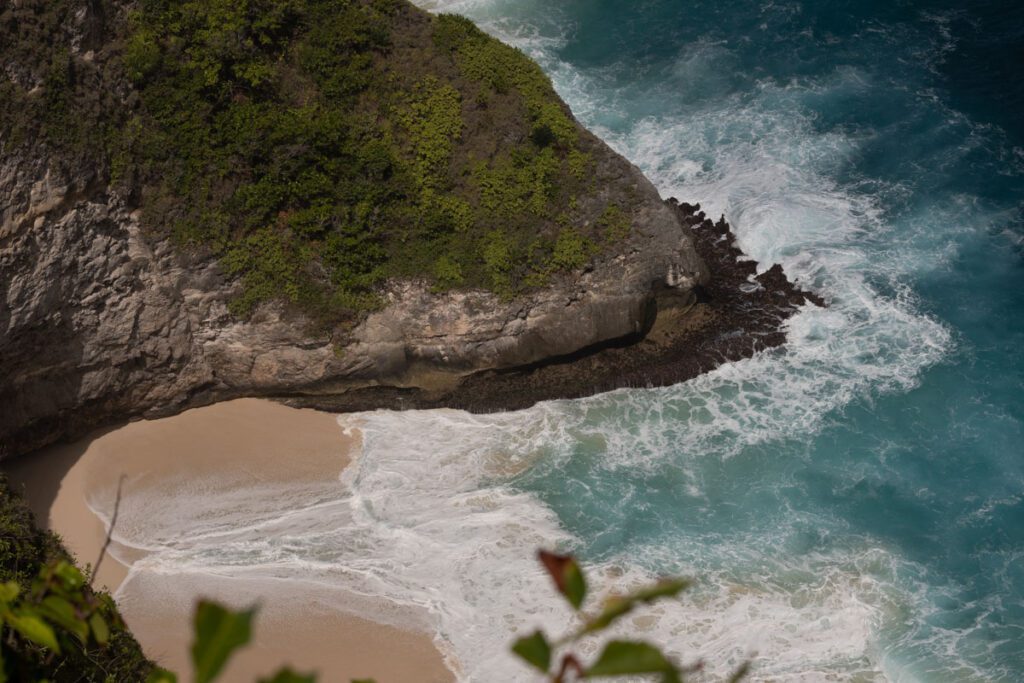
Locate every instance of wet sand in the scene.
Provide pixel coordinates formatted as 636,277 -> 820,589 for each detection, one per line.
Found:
3,398 -> 454,683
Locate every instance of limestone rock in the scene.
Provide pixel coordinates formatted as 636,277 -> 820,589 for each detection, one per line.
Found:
0,132 -> 707,459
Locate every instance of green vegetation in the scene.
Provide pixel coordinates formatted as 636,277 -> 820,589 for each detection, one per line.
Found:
551,227 -> 593,271
0,2 -> 123,156
398,76 -> 464,192
432,14 -> 577,147
0,477 -> 152,681
597,204 -> 633,243
1,0 -> 641,328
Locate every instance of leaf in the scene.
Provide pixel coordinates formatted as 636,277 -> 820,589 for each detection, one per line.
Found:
511,630 -> 551,673
538,551 -> 587,610
89,611 -> 110,646
258,668 -> 317,683
585,641 -> 676,678
191,601 -> 256,683
0,581 -> 19,604
581,597 -> 632,636
145,668 -> 178,683
53,561 -> 86,590
38,595 -> 89,643
9,612 -> 61,654
629,578 -> 692,603
563,562 -> 587,611
581,579 -> 691,635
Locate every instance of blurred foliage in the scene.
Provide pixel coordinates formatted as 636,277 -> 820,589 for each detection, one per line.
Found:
513,551 -> 751,683
0,477 -> 152,681
154,551 -> 751,682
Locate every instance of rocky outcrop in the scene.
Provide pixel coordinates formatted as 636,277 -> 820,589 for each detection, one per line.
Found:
0,131 -> 708,459
284,201 -> 825,416
0,0 -> 832,461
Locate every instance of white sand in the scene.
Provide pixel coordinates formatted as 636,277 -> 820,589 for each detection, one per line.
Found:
3,399 -> 454,683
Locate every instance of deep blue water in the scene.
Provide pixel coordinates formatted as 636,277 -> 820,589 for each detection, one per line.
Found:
424,1 -> 1024,679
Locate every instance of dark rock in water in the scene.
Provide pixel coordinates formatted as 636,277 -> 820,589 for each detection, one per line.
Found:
284,200 -> 825,414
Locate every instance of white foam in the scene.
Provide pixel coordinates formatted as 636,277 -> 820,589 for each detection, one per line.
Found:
400,3 -> 959,675
96,406 -> 921,680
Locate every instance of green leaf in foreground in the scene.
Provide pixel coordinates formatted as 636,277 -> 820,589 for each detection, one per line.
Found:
512,630 -> 552,672
53,560 -> 86,590
259,667 -> 317,683
191,600 -> 256,683
0,581 -> 19,603
585,640 -> 678,678
89,611 -> 110,646
538,550 -> 588,610
38,595 -> 88,643
582,578 -> 691,636
9,611 -> 61,653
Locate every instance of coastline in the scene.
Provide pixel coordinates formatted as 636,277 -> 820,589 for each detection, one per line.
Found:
2,399 -> 454,683
282,201 -> 825,415
0,201 -> 823,682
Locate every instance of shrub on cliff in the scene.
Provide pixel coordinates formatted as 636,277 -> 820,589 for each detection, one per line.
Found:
0,0 -> 641,328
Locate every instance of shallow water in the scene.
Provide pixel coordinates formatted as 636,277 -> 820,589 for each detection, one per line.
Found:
96,2 -> 1024,680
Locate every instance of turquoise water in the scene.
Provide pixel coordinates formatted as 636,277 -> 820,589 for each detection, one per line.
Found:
96,2 -> 1024,680
414,1 -> 1024,679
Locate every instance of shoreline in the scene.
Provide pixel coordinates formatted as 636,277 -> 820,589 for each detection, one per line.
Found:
2,399 -> 454,683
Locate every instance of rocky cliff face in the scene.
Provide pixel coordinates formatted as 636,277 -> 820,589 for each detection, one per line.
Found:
0,132 -> 707,459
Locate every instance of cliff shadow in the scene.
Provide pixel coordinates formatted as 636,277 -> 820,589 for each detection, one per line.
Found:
1,422 -> 124,537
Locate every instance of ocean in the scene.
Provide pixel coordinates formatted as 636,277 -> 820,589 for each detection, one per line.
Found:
97,1 -> 1024,680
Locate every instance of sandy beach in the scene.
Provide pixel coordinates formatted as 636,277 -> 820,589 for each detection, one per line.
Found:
3,399 -> 454,683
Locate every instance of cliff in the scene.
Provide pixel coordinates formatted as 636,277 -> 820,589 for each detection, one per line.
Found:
1,0 -> 713,458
